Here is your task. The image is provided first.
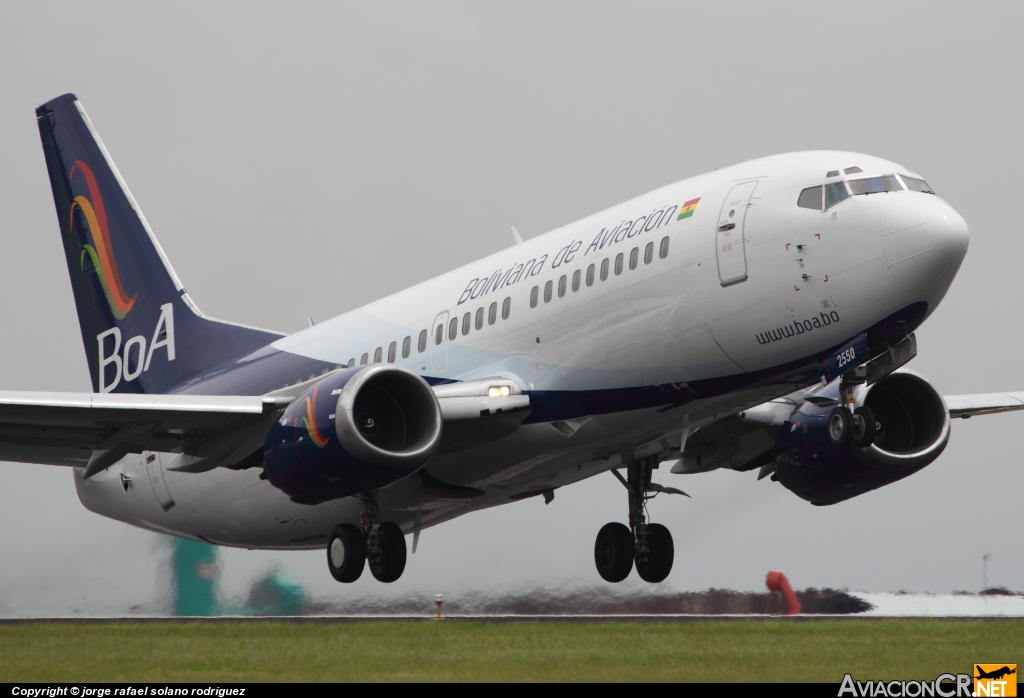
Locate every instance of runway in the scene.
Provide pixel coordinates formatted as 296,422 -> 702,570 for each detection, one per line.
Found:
1,613 -> 1022,624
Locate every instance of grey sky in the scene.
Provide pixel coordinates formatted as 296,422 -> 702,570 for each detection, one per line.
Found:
1,2 -> 1021,615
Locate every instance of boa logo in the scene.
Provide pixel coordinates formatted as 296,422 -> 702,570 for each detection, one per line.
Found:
68,160 -> 138,319
96,303 -> 176,392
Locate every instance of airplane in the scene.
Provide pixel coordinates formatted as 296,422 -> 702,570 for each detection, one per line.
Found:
975,667 -> 1016,681
6,92 -> 1023,586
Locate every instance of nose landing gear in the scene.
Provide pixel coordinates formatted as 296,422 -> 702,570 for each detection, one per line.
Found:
595,456 -> 685,584
326,489 -> 408,584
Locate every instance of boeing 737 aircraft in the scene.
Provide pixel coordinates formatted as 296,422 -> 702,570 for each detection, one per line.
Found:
5,93 -> 1021,585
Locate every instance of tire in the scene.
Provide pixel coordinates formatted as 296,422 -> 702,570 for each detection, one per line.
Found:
594,522 -> 634,583
327,524 -> 366,583
368,521 -> 407,583
635,523 -> 674,583
827,406 -> 853,447
852,406 -> 879,448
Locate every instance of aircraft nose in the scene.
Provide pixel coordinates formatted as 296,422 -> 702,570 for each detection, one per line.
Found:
881,196 -> 969,299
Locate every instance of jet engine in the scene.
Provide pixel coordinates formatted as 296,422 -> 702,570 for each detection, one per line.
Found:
263,365 -> 442,504
774,370 -> 950,505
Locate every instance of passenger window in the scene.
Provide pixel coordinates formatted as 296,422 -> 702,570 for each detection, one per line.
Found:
435,323 -> 443,345
488,302 -> 497,325
614,253 -> 624,275
558,275 -> 567,297
572,269 -> 581,292
360,353 -> 368,365
660,236 -> 669,259
418,330 -> 427,353
530,285 -> 539,308
825,182 -> 849,209
475,307 -> 484,330
374,347 -> 382,363
586,264 -> 595,286
462,312 -> 471,335
644,242 -> 654,264
449,317 -> 458,341
402,336 -> 411,359
502,297 -> 510,319
388,342 -> 397,363
797,186 -> 823,210
629,247 -> 638,270
600,258 -> 609,281
544,280 -> 553,303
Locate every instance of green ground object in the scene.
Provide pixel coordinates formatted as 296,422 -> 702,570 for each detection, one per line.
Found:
1,619 -> 1022,682
171,538 -> 219,617
234,571 -> 309,616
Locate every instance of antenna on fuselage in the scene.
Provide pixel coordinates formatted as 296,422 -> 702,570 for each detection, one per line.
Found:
511,226 -> 524,245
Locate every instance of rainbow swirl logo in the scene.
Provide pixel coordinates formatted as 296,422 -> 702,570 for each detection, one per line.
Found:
68,160 -> 138,319
300,384 -> 331,448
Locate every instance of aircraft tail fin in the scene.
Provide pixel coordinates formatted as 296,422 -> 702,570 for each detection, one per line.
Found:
35,94 -> 282,394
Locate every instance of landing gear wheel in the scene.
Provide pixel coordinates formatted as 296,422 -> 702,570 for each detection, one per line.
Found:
827,407 -> 853,447
635,523 -> 674,583
368,521 -> 407,583
852,406 -> 879,448
595,522 -> 634,582
327,524 -> 366,583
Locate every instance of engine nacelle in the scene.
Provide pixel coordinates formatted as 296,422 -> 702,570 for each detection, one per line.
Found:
774,370 -> 950,505
263,365 -> 442,504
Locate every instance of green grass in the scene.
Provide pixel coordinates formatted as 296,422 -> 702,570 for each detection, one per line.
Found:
0,619 -> 1021,682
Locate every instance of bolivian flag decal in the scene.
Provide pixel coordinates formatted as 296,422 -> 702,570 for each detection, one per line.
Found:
677,197 -> 701,220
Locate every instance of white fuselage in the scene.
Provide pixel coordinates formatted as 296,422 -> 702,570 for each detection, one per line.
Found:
75,150 -> 969,549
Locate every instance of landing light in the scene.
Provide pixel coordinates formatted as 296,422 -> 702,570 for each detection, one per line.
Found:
487,385 -> 511,397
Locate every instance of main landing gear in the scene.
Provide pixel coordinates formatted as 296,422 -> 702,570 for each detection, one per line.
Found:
595,456 -> 686,584
327,490 -> 407,584
827,376 -> 883,448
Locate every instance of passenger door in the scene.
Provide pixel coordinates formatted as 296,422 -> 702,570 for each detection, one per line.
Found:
430,311 -> 449,372
716,181 -> 758,286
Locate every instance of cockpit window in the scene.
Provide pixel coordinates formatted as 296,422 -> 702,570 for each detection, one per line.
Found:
900,175 -> 935,194
825,181 -> 849,209
797,186 -> 822,210
848,175 -> 904,196
844,166 -> 862,174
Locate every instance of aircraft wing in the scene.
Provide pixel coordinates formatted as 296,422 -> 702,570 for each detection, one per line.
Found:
0,391 -> 291,473
0,375 -> 532,475
666,389 -> 1024,480
432,378 -> 532,453
944,392 -> 1024,418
